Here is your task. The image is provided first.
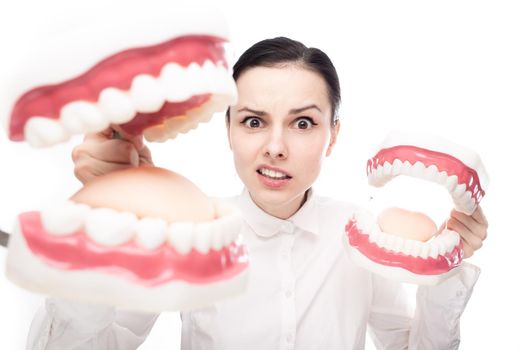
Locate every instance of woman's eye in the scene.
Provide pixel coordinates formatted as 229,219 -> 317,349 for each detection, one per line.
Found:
293,117 -> 316,129
241,117 -> 263,128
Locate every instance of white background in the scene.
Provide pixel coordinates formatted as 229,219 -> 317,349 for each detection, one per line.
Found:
0,0 -> 523,348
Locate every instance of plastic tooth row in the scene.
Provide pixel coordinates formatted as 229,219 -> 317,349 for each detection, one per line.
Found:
23,60 -> 237,147
353,215 -> 460,259
40,200 -> 242,254
142,94 -> 232,142
368,160 -> 481,214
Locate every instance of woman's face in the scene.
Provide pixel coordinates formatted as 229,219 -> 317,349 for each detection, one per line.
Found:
228,65 -> 339,218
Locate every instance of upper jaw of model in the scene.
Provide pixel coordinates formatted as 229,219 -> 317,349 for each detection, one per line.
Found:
344,132 -> 489,285
367,131 -> 489,215
2,8 -> 237,147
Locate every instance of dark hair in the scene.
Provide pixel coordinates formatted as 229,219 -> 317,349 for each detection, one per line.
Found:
226,37 -> 341,127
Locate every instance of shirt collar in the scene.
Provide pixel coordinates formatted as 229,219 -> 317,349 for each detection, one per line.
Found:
237,187 -> 320,238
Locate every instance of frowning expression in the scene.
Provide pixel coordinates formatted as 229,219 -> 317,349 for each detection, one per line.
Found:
228,65 -> 339,217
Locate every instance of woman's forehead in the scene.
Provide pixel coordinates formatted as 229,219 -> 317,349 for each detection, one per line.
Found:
235,66 -> 330,113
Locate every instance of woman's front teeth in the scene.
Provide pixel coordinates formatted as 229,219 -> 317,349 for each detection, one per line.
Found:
260,168 -> 288,179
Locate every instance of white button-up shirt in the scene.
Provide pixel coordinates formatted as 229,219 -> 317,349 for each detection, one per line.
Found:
28,188 -> 480,350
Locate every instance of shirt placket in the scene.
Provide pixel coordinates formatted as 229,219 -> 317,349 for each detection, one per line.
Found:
279,221 -> 296,350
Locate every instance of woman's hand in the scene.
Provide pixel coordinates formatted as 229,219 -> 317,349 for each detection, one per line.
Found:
446,206 -> 488,259
72,127 -> 153,185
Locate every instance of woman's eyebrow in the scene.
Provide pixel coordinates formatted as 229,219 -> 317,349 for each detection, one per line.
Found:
237,107 -> 267,116
289,104 -> 322,114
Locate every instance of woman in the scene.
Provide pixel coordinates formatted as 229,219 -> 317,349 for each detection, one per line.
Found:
27,37 -> 487,349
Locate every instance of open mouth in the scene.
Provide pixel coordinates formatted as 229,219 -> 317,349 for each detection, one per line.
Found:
256,168 -> 292,180
4,12 -> 236,147
3,11 -> 248,311
344,132 -> 488,285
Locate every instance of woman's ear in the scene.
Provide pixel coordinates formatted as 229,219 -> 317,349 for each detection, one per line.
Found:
325,120 -> 340,157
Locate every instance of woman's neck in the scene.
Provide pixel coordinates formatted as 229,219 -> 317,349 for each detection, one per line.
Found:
250,191 -> 308,220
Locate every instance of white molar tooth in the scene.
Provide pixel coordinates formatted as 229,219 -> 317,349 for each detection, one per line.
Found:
452,183 -> 467,199
41,201 -> 90,236
159,63 -> 192,102
428,242 -> 439,259
375,165 -> 384,181
436,236 -> 448,255
368,230 -> 378,243
384,234 -> 396,251
425,164 -> 439,182
168,222 -> 194,255
458,190 -> 472,203
24,117 -> 70,148
202,60 -> 220,91
411,161 -> 426,179
98,88 -> 136,124
445,175 -> 459,192
226,78 -> 239,105
410,240 -> 423,258
437,171 -> 449,185
130,74 -> 166,113
60,101 -> 108,134
401,160 -> 412,175
401,239 -> 413,256
193,222 -> 212,254
393,236 -> 404,253
444,233 -> 457,253
225,213 -> 242,245
382,161 -> 392,175
420,242 -> 430,259
392,159 -> 403,176
85,208 -> 137,246
376,233 -> 388,248
450,231 -> 461,247
186,62 -> 208,95
210,219 -> 225,251
135,217 -> 168,250
461,200 -> 477,215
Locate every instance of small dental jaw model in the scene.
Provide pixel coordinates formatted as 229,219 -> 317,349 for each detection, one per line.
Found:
343,132 -> 489,285
2,9 -> 249,311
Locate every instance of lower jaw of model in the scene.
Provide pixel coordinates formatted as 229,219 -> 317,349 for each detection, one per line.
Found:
344,133 -> 488,285
6,167 -> 249,312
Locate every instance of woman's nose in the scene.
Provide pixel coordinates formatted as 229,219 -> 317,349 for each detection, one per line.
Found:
263,129 -> 288,160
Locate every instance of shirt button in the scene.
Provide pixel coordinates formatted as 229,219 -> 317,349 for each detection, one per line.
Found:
285,290 -> 292,298
282,222 -> 294,234
281,252 -> 289,260
286,334 -> 293,343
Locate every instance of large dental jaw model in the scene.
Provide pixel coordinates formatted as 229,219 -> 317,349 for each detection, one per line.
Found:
343,132 -> 489,285
2,9 -> 249,311
3,9 -> 236,146
8,167 -> 248,311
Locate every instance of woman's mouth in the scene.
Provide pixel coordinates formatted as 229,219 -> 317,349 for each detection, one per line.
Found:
256,167 -> 292,189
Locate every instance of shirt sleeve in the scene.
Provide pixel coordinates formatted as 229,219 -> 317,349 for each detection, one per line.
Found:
26,298 -> 159,350
367,262 -> 481,350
